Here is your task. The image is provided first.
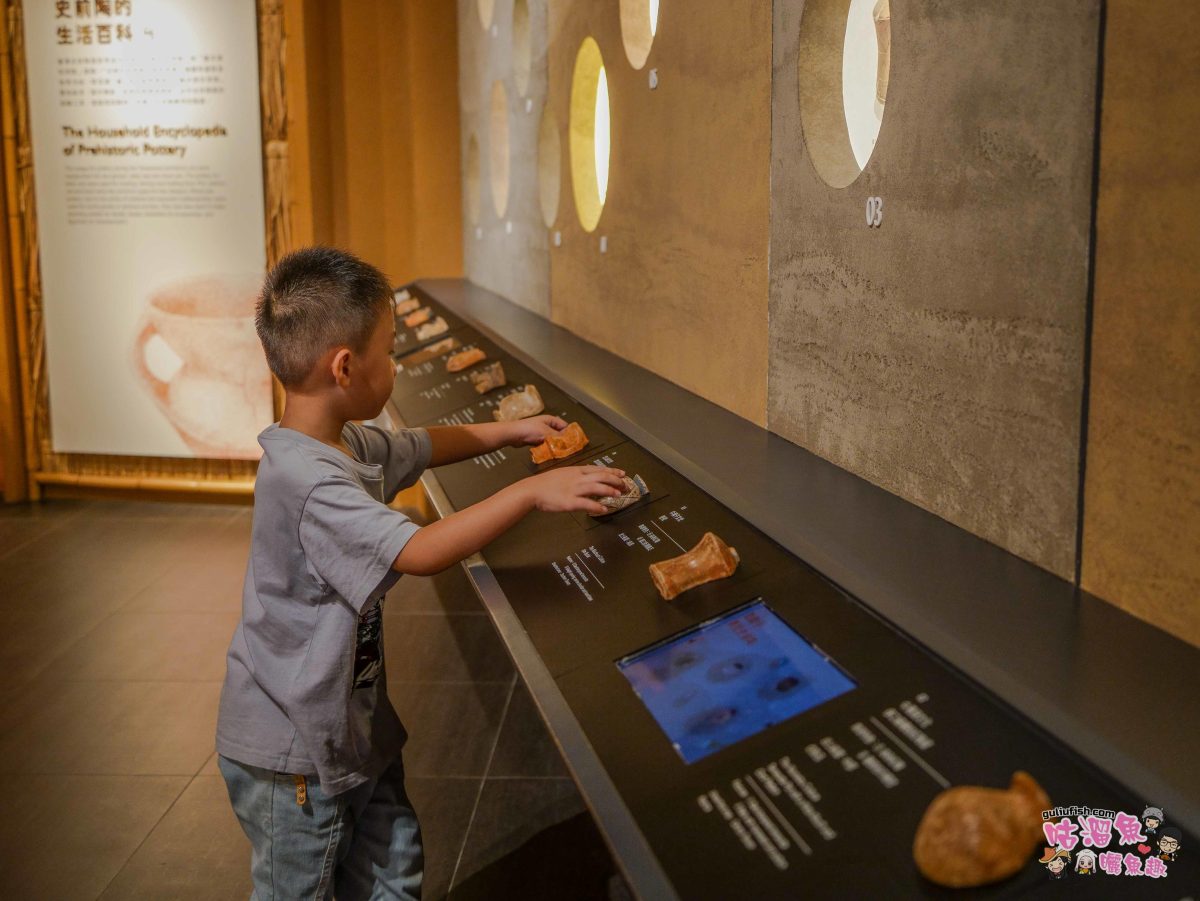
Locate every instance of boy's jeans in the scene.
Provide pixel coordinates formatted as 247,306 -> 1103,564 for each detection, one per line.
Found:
219,754 -> 423,900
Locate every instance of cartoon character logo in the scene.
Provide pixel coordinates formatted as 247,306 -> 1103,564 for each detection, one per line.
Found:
1073,848 -> 1097,876
1156,826 -> 1182,862
1039,846 -> 1071,879
1142,805 -> 1164,837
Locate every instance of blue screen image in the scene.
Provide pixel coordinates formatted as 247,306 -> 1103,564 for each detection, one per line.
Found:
617,601 -> 856,764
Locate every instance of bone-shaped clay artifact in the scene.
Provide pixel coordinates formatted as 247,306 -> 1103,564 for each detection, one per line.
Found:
493,385 -> 544,421
590,474 -> 649,517
530,422 -> 588,464
415,317 -> 448,341
469,361 -> 507,394
913,771 -> 1050,888
649,532 -> 740,600
404,307 -> 432,328
395,297 -> 421,316
446,347 -> 487,372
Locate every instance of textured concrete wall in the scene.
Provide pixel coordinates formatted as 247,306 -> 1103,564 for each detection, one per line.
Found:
458,0 -> 551,316
1082,2 -> 1200,647
544,1 -> 771,425
769,0 -> 1101,578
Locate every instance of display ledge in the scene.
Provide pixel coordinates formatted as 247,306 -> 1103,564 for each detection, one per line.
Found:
407,278 -> 1199,836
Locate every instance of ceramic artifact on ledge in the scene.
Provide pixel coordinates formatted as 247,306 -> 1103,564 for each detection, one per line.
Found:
395,297 -> 421,316
446,347 -> 486,372
469,360 -> 507,393
404,307 -> 432,328
420,337 -> 458,359
649,532 -> 740,601
493,384 -> 544,421
591,474 -> 649,517
415,317 -> 448,341
912,771 -> 1050,888
530,422 -> 589,464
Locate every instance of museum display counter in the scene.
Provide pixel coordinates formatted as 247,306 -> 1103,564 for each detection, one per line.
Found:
386,279 -> 1199,899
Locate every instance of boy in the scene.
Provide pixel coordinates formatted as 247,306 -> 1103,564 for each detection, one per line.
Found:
216,247 -> 625,900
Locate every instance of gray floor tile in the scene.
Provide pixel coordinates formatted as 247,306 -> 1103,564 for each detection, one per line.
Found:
0,605 -> 119,685
407,776 -> 482,901
0,773 -> 188,900
450,778 -> 598,895
0,516 -> 69,563
98,776 -> 251,901
487,682 -> 570,779
385,566 -> 486,615
72,499 -> 246,521
0,680 -> 220,775
0,498 -> 85,520
384,615 -> 514,683
118,516 -> 251,614
0,517 -> 213,618
45,612 -> 240,682
388,681 -> 512,778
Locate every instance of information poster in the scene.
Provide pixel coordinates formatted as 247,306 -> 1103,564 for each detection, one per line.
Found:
23,0 -> 269,458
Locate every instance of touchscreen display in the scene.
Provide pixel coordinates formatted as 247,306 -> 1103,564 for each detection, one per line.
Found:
617,601 -> 856,763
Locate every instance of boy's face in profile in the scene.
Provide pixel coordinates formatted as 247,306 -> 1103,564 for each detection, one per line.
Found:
343,307 -> 397,421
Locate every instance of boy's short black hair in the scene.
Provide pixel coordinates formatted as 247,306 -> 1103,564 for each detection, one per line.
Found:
256,246 -> 393,387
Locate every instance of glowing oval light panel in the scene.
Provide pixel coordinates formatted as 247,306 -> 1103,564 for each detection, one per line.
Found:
569,37 -> 610,232
594,67 -> 610,205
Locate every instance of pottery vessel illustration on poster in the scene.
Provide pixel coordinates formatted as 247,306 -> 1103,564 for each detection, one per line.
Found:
131,274 -> 271,459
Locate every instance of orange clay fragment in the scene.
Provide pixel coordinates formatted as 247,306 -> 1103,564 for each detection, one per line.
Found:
403,307 -> 432,328
469,361 -> 507,394
446,347 -> 487,372
530,422 -> 588,464
913,771 -> 1050,888
649,532 -> 740,601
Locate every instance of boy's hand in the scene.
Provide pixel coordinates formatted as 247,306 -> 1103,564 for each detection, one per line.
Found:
524,464 -> 627,515
506,414 -> 568,448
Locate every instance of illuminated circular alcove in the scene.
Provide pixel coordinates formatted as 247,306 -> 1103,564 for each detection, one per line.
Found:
513,0 -> 531,97
798,0 -> 891,188
465,136 -> 481,225
477,0 -> 494,30
569,38 -> 610,233
489,81 -> 510,217
538,107 -> 561,227
619,0 -> 660,70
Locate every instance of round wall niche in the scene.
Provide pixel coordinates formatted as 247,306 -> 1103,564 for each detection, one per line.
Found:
513,0 -> 532,96
569,37 -> 610,233
489,81 -> 510,217
619,0 -> 660,70
465,136 -> 481,226
477,0 -> 494,30
538,107 -> 561,227
798,0 -> 891,188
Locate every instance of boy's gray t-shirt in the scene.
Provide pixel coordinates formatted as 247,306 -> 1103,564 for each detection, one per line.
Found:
216,422 -> 432,796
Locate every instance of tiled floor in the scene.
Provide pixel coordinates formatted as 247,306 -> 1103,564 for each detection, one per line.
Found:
0,498 -> 620,900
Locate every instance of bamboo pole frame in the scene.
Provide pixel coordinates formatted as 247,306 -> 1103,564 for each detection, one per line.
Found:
0,0 -> 297,501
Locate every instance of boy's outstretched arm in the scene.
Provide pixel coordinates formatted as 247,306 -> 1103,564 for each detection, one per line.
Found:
392,464 -> 626,576
426,415 -> 566,467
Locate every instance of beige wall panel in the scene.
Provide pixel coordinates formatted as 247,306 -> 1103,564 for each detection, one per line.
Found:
459,0 -> 550,315
1082,2 -> 1200,647
545,1 -> 771,425
769,1 -> 1100,578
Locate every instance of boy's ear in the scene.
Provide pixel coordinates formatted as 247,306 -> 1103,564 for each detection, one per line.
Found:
330,347 -> 353,387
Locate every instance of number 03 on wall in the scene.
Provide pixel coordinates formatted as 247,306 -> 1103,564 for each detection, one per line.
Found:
866,196 -> 883,228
